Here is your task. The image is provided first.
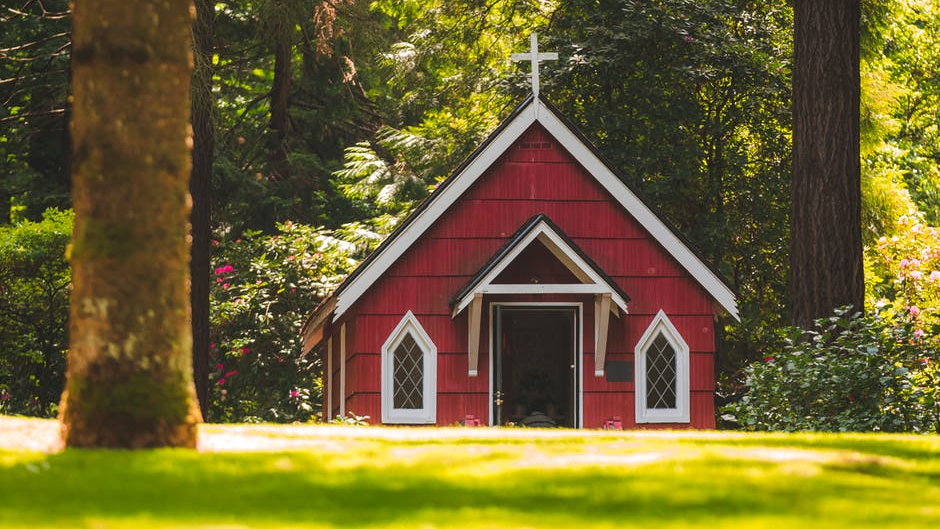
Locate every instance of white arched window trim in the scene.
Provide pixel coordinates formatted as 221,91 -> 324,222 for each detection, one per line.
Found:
634,310 -> 690,423
381,311 -> 437,424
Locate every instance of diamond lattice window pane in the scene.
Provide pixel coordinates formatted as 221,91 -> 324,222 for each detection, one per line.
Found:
646,333 -> 677,409
393,334 -> 424,409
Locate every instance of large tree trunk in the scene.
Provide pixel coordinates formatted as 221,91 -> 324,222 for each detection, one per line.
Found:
190,0 -> 215,421
60,0 -> 201,448
790,0 -> 863,327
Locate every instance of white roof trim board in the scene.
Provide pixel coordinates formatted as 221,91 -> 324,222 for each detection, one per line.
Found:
331,98 -> 739,322
452,218 -> 629,315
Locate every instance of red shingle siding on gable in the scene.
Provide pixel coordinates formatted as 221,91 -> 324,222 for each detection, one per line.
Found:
333,124 -> 717,428
492,241 -> 582,284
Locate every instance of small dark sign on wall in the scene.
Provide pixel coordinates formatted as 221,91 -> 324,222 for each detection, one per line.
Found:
605,361 -> 634,382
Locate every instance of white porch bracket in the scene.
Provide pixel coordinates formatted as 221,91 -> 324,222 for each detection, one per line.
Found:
467,293 -> 483,376
594,293 -> 612,376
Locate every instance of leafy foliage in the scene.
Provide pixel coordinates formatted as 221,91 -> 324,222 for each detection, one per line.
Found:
727,306 -> 939,433
333,0 -> 549,218
0,1 -> 72,223
0,209 -> 71,416
207,221 -> 363,422
876,1 -> 940,223
542,0 -> 793,370
866,206 -> 940,328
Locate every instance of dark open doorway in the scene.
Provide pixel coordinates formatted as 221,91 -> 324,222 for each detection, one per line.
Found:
493,306 -> 579,427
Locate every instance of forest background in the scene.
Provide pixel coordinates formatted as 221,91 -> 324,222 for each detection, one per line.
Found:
1,0 -> 938,425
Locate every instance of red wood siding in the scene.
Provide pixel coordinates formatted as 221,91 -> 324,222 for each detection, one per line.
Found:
582,392 -> 715,429
329,326 -> 342,418
493,240 -> 581,284
328,124 -> 719,428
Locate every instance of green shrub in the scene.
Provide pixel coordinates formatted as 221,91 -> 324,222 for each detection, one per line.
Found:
0,209 -> 72,417
208,221 -> 359,423
866,207 -> 940,331
726,305 -> 939,433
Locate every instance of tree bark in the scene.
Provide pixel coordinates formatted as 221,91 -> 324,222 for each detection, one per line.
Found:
0,185 -> 9,224
790,0 -> 863,327
268,34 -> 292,179
190,0 -> 214,421
60,0 -> 201,448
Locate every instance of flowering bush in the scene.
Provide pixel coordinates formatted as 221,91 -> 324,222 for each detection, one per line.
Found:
208,221 -> 359,422
725,305 -> 939,433
866,207 -> 940,331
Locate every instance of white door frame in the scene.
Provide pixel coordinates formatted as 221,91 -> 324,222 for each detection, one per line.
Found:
488,301 -> 584,428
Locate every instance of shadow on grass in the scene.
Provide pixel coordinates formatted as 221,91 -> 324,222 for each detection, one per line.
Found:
1,446 -> 938,528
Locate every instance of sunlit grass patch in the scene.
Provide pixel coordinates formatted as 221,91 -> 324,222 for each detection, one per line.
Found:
0,419 -> 937,528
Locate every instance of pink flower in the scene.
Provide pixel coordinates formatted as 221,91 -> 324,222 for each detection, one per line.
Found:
212,240 -> 220,247
909,271 -> 923,281
683,35 -> 694,42
222,283 -> 230,289
290,288 -> 297,293
209,342 -> 215,349
930,270 -> 940,282
914,329 -> 925,339
909,305 -> 921,317
224,370 -> 238,378
215,277 -> 223,283
217,379 -> 226,386
289,390 -> 300,398
216,363 -> 224,370
0,392 -> 10,401
899,258 -> 911,268
224,265 -> 234,273
763,356 -> 774,363
240,347 -> 250,355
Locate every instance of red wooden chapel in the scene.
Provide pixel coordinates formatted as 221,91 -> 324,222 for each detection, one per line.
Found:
301,39 -> 738,428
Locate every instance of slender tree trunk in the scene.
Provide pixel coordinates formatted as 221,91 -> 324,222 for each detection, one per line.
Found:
60,0 -> 201,448
790,0 -> 863,327
269,34 -> 292,179
190,0 -> 215,421
0,185 -> 9,224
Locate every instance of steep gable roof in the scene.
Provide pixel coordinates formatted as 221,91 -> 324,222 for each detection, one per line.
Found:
303,95 -> 739,349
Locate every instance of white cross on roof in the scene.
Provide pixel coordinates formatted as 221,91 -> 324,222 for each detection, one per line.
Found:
511,33 -> 558,97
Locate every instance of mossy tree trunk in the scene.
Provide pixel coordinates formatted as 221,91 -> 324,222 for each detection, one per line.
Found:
60,0 -> 201,448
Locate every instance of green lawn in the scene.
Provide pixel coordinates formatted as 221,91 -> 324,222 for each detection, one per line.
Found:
0,419 -> 938,528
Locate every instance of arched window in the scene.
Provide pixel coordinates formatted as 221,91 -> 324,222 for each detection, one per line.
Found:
381,311 -> 437,424
634,310 -> 690,423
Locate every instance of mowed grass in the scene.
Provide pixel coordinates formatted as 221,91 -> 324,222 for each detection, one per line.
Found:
0,419 -> 938,529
